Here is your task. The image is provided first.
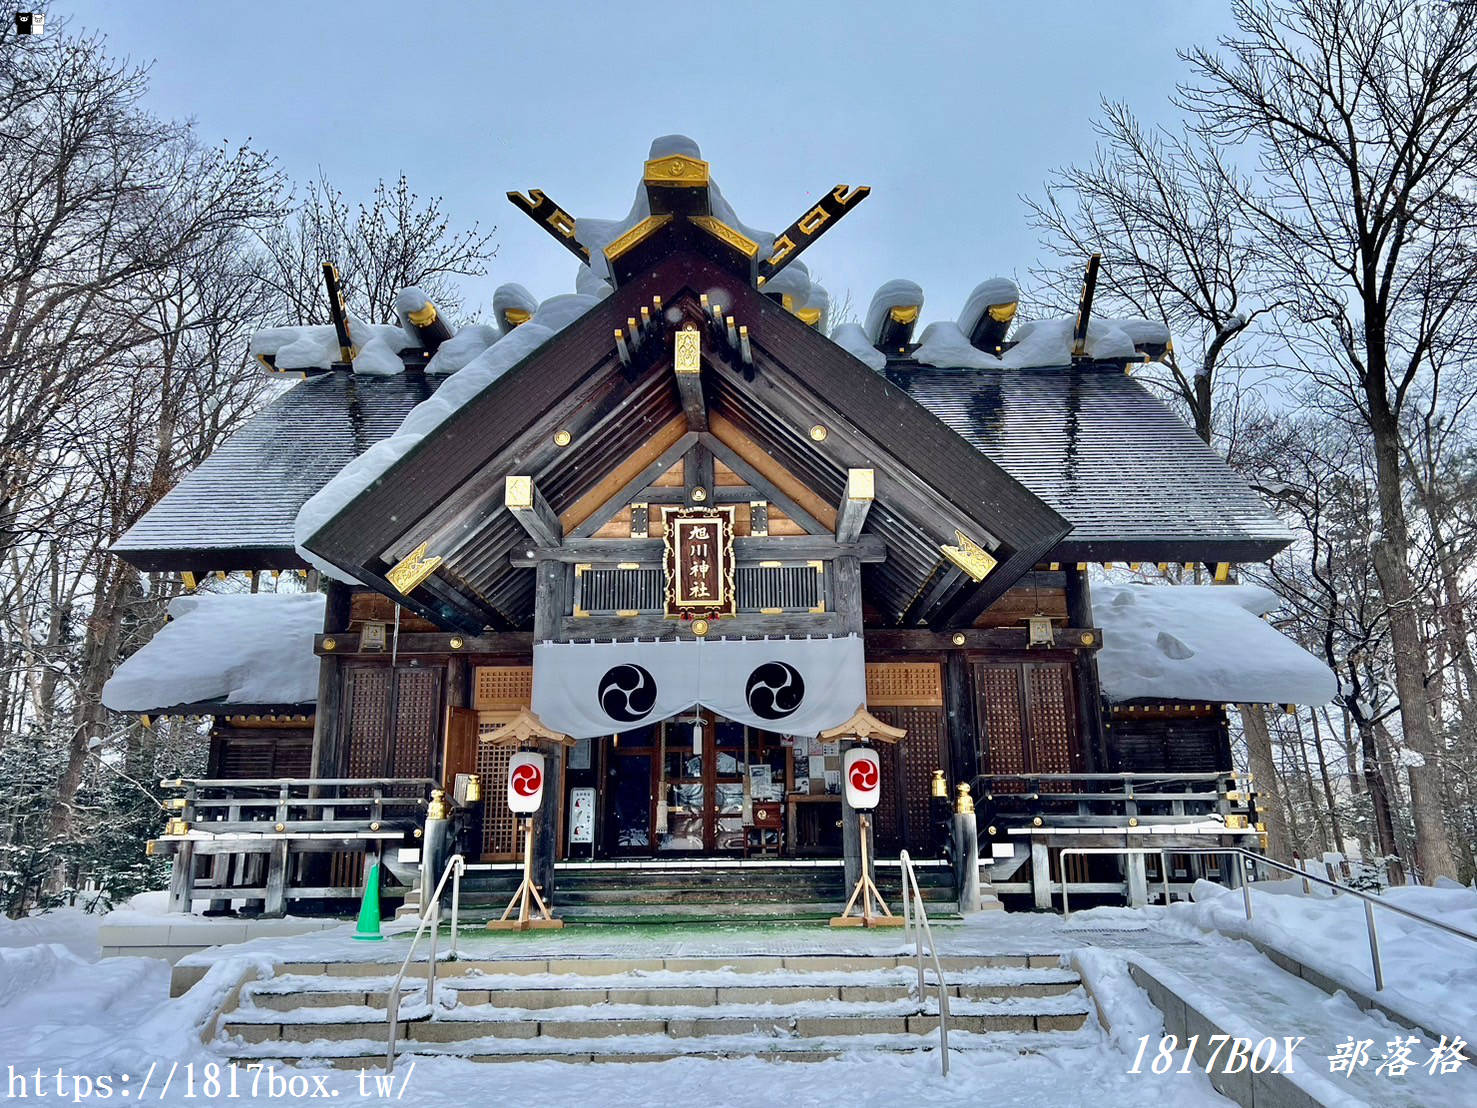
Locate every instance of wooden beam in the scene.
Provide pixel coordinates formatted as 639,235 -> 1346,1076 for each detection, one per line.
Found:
685,443 -> 714,504
699,427 -> 833,535
509,535 -> 887,566
560,610 -> 845,641
835,467 -> 874,544
567,428 -> 699,539
316,631 -> 533,656
674,329 -> 707,430
862,626 -> 1102,652
505,476 -> 562,548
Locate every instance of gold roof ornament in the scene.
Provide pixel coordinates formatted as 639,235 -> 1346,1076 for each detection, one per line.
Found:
940,529 -> 998,582
644,153 -> 711,188
481,706 -> 577,749
386,540 -> 443,595
888,305 -> 921,325
691,215 -> 759,258
819,705 -> 907,744
603,215 -> 673,263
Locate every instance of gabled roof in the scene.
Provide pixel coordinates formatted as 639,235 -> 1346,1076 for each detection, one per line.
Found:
888,366 -> 1292,562
112,372 -> 437,571
298,248 -> 1073,632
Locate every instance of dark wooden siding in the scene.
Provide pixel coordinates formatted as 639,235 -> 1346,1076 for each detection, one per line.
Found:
338,662 -> 446,778
1106,709 -> 1230,772
209,723 -> 313,778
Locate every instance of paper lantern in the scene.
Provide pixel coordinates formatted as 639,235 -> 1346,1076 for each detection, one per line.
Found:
843,747 -> 881,810
506,751 -> 546,814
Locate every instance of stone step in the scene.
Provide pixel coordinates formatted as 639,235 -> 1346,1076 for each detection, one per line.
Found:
274,952 -> 1066,978
243,971 -> 1082,1012
222,1001 -> 1089,1045
225,1025 -> 1074,1066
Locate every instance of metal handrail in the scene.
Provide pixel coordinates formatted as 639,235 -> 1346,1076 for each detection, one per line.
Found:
1057,843 -> 1477,995
1058,847 -> 1172,916
385,853 -> 465,1073
899,850 -> 950,1077
1174,848 -> 1477,994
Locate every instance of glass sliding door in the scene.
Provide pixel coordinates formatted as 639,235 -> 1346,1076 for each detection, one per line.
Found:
657,717 -> 706,851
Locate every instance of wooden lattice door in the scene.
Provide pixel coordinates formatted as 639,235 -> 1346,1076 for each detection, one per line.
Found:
473,666 -> 533,861
339,663 -> 446,779
971,659 -> 1079,780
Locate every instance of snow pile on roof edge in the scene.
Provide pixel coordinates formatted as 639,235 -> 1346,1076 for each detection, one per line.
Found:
293,294 -> 600,581
102,592 -> 325,712
1093,583 -> 1337,705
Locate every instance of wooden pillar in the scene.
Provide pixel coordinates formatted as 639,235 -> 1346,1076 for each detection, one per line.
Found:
1031,840 -> 1053,910
833,556 -> 863,635
167,841 -> 196,913
943,650 -> 977,787
841,788 -> 875,905
1064,567 -> 1105,770
263,839 -> 290,917
310,581 -> 352,776
532,559 -> 567,899
1125,852 -> 1149,907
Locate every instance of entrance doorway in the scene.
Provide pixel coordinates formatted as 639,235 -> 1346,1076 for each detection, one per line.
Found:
603,713 -> 790,855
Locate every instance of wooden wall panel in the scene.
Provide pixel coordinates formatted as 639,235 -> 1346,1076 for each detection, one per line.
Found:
476,716 -> 518,859
872,705 -> 948,855
973,662 -> 1027,779
1027,663 -> 1077,774
389,668 -> 443,777
342,665 -> 392,778
971,659 -> 1080,781
866,662 -> 944,706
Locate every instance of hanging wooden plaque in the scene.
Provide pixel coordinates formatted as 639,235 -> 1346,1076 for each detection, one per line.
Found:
662,506 -> 736,617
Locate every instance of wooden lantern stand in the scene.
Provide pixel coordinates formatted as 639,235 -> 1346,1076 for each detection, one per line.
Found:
830,811 -> 902,928
487,814 -> 563,931
824,707 -> 908,929
482,708 -> 572,932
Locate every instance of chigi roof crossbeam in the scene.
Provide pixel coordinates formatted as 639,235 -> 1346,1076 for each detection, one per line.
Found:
509,138 -> 869,292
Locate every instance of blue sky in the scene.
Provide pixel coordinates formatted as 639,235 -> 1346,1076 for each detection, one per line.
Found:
61,0 -> 1236,325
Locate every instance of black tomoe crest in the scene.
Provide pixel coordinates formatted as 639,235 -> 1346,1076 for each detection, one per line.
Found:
598,664 -> 657,723
745,661 -> 805,720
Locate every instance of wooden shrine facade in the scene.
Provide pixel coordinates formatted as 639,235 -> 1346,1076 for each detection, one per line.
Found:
111,139 -> 1296,912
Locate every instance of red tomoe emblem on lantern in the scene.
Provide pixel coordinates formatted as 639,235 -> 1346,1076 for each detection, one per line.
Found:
848,760 -> 878,791
506,751 -> 545,814
511,763 -> 542,795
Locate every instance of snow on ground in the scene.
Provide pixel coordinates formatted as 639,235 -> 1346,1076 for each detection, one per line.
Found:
101,592 -> 324,711
0,905 -> 103,957
0,909 -> 1233,1107
1092,582 -> 1338,705
1161,878 -> 1477,1042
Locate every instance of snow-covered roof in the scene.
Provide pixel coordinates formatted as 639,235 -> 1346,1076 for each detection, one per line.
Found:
102,592 -> 325,713
1093,583 -> 1337,706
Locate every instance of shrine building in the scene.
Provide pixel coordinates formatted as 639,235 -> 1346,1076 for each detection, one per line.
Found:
102,136 -> 1336,920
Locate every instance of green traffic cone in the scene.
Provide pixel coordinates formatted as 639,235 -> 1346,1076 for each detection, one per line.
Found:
353,862 -> 384,941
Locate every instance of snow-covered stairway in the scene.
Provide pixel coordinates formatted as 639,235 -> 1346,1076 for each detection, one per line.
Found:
215,952 -> 1091,1065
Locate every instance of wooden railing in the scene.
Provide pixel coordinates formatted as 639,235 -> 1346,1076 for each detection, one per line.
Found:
153,777 -> 434,914
972,772 -> 1247,830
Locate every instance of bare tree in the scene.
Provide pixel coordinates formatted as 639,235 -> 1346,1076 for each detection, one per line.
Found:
257,172 -> 497,325
1025,102 -> 1280,444
1180,0 -> 1477,880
